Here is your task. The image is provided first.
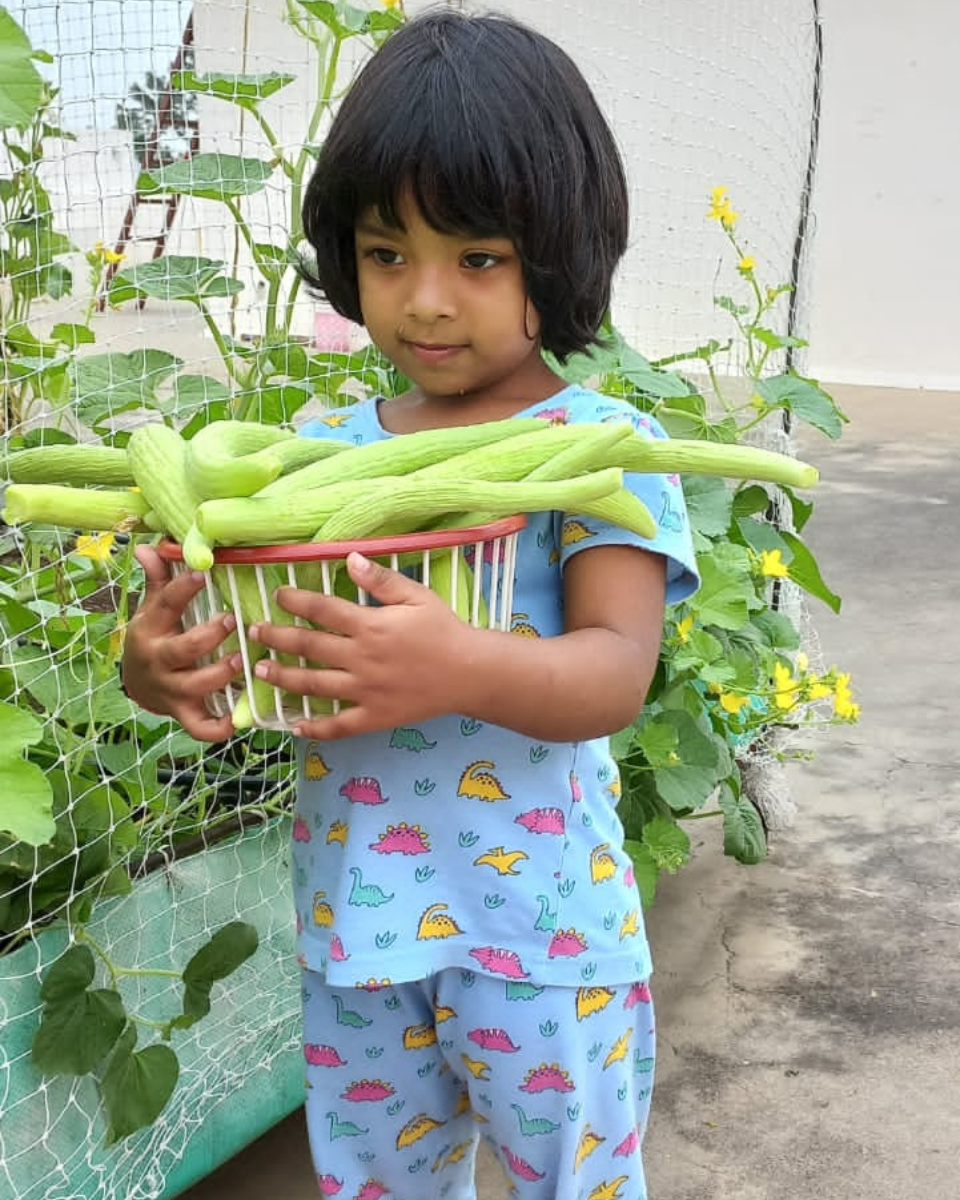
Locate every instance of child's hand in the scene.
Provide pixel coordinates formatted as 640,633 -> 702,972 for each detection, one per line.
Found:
122,544 -> 240,742
247,552 -> 470,739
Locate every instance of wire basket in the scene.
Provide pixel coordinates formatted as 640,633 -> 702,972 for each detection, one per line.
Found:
155,516 -> 526,731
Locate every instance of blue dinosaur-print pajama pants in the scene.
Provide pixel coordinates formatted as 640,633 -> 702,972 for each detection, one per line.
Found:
301,967 -> 655,1200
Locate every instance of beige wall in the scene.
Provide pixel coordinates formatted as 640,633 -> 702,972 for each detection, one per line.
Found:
805,0 -> 959,390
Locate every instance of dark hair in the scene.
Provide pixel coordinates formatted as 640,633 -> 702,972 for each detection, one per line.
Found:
300,8 -> 629,362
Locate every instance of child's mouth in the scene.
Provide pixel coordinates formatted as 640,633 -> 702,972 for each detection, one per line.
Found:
406,341 -> 465,364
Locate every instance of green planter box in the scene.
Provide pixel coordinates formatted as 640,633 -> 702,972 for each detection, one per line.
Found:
0,817 -> 303,1200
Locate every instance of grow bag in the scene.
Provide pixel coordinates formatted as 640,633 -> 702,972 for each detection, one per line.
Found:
0,817 -> 303,1200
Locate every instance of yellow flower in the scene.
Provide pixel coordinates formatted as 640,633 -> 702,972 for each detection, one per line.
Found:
675,613 -> 695,643
832,672 -> 860,721
738,255 -> 756,273
759,549 -> 789,578
718,691 -> 751,715
806,676 -> 833,702
75,533 -> 115,562
707,188 -> 738,229
103,248 -> 126,264
381,0 -> 402,7
772,661 -> 800,711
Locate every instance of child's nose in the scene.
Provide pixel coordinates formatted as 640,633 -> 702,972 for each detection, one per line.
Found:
404,266 -> 457,322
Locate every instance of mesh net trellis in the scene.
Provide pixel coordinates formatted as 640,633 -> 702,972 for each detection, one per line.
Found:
0,0 -> 823,1196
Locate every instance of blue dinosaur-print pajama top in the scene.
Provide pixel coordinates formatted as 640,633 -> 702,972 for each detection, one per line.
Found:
292,385 -> 699,1197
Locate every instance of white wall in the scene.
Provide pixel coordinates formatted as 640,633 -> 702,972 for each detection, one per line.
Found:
805,0 -> 959,391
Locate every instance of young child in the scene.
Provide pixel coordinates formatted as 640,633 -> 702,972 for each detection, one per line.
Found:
122,10 -> 698,1198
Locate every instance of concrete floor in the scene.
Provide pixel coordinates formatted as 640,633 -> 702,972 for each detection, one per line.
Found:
175,383 -> 960,1198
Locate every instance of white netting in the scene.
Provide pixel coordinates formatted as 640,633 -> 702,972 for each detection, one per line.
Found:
0,1 -> 822,1196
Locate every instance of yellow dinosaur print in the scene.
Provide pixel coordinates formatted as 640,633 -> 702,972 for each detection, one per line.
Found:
416,903 -> 465,940
457,760 -> 510,801
575,986 -> 616,1021
396,1112 -> 445,1149
509,613 -> 541,638
312,891 -> 334,927
319,411 -> 351,427
575,1126 -> 606,1171
460,1053 -> 491,1080
603,1027 -> 632,1069
606,776 -> 622,800
590,843 -> 618,883
403,1022 -> 438,1050
561,518 -> 595,546
326,820 -> 348,845
433,1139 -> 474,1172
434,1004 -> 457,1024
587,1176 -> 630,1200
473,845 -> 529,875
619,909 -> 640,940
304,744 -> 330,780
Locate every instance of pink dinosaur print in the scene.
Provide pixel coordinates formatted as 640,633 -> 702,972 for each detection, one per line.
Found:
569,770 -> 583,802
514,807 -> 565,835
355,1182 -> 389,1200
317,1174 -> 343,1196
519,1063 -> 575,1094
339,777 -> 388,805
329,934 -> 349,962
500,1145 -> 546,1181
547,928 -> 588,958
613,1128 -> 641,1157
623,981 -> 653,1009
340,1079 -> 396,1102
468,946 -> 529,978
368,823 -> 430,855
467,1027 -> 521,1052
292,815 -> 312,842
534,406 -> 569,425
304,1043 -> 347,1067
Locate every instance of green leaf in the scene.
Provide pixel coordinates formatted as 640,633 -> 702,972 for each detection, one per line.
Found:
718,785 -> 767,864
734,515 -> 790,556
754,374 -> 848,439
181,920 -> 258,1022
51,322 -> 96,349
0,701 -> 54,844
172,70 -> 295,104
635,718 -> 678,767
748,325 -> 807,351
71,349 -> 181,425
623,840 -> 659,909
692,542 -> 757,630
683,474 -> 732,539
642,813 -> 691,873
108,256 -> 242,307
0,9 -> 46,129
39,944 -> 96,1003
32,986 -> 127,1075
101,1039 -> 179,1143
167,374 -> 232,421
617,345 -> 692,399
641,710 -> 725,812
138,154 -> 275,201
780,530 -> 842,613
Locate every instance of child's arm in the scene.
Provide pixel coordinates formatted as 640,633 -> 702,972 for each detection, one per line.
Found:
121,545 -> 240,742
247,545 -> 666,742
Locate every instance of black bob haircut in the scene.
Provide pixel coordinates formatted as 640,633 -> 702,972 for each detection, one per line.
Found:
300,8 -> 629,363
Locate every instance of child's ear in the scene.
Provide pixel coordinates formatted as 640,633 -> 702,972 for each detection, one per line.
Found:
523,296 -> 542,343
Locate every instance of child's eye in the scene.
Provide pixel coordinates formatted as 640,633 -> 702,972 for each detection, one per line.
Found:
462,251 -> 501,270
368,247 -> 404,266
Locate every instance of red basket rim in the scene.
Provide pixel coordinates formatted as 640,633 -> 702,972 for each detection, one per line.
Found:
156,514 -> 527,565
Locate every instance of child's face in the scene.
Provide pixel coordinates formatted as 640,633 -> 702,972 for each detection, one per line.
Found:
354,193 -> 556,413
